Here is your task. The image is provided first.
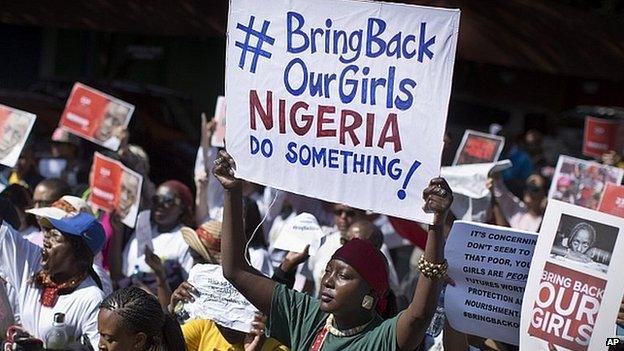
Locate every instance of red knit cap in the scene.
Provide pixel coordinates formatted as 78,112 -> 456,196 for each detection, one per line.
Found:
331,238 -> 390,314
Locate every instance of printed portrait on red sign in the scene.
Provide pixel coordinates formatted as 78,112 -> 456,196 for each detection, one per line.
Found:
89,154 -> 123,211
117,170 -> 141,221
59,83 -> 134,151
582,116 -> 621,159
453,130 -> 505,165
60,85 -> 109,137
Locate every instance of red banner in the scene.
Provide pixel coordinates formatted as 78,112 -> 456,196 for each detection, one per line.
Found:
582,116 -> 620,158
528,262 -> 605,351
597,183 -> 624,218
453,130 -> 505,166
59,83 -> 134,151
89,153 -> 123,211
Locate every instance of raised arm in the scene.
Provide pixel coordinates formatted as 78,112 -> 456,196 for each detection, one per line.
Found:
396,177 -> 453,351
195,114 -> 218,224
213,150 -> 276,314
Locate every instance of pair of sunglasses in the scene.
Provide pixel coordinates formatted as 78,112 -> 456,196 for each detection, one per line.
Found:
152,195 -> 180,207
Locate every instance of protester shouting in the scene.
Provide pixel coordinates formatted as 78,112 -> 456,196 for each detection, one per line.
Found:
98,287 -> 187,351
214,150 -> 453,351
0,212 -> 106,350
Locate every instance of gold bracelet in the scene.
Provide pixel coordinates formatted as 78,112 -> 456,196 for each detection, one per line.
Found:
417,255 -> 448,280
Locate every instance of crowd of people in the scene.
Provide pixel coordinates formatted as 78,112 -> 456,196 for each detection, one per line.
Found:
0,112 -> 623,351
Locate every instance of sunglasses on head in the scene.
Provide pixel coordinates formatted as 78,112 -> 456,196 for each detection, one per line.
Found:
334,208 -> 357,217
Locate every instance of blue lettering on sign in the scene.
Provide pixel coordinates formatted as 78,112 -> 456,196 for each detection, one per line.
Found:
338,65 -> 358,104
287,12 -> 309,54
366,18 -> 386,58
282,12 -> 435,111
418,22 -> 435,62
285,12 -> 437,63
250,135 -> 273,158
282,142 -> 418,191
284,58 -> 307,96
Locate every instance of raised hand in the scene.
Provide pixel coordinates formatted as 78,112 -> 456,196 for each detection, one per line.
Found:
168,281 -> 199,313
212,150 -> 242,190
422,177 -> 453,226
244,313 -> 268,351
280,246 -> 310,273
144,246 -> 165,280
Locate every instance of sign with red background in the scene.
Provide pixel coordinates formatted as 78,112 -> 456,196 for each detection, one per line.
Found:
583,116 -> 620,158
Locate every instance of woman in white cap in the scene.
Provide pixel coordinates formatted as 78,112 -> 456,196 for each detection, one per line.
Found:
25,195 -> 113,295
0,211 -> 106,350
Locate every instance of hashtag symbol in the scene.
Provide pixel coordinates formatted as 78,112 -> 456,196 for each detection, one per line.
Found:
235,16 -> 275,74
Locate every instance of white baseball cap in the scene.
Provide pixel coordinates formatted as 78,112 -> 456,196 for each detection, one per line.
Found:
26,195 -> 93,220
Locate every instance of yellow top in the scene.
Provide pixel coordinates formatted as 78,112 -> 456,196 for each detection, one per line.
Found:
182,319 -> 289,351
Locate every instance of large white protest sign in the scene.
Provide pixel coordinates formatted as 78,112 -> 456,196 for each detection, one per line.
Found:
185,264 -> 258,333
445,221 -> 537,345
226,0 -> 460,224
520,200 -> 624,351
273,212 -> 325,255
0,104 -> 36,168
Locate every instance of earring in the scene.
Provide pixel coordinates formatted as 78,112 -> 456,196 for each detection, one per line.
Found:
362,295 -> 374,310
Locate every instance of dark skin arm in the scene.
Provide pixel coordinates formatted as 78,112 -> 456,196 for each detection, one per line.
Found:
144,246 -> 171,309
107,211 -> 125,282
396,177 -> 453,351
213,150 -> 276,313
486,177 -> 510,228
442,320 -> 470,351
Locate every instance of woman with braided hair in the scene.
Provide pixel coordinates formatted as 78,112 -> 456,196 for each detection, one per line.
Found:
98,286 -> 186,351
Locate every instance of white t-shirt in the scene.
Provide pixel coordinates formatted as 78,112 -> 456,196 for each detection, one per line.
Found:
0,223 -> 103,350
122,224 -> 194,277
1,277 -> 19,324
0,277 -> 15,335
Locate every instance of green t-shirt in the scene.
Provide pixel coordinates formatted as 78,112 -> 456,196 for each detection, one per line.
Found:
267,284 -> 399,351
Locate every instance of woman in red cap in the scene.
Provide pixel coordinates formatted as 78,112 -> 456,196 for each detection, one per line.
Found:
214,150 -> 453,351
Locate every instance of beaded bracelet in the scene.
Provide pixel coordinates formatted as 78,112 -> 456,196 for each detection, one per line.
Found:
417,255 -> 448,279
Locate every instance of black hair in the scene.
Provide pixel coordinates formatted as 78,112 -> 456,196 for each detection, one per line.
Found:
100,287 -> 187,351
35,178 -> 71,199
0,184 -> 32,210
0,197 -> 20,229
64,234 -> 103,291
380,290 -> 398,319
